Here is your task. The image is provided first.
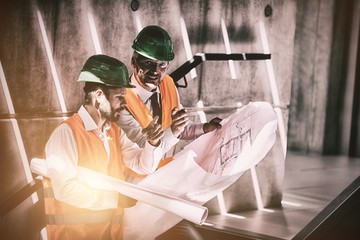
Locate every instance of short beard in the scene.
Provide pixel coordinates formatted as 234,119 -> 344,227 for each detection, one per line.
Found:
109,111 -> 119,122
99,98 -> 112,121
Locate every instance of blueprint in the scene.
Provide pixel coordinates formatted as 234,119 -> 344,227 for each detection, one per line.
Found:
124,101 -> 278,239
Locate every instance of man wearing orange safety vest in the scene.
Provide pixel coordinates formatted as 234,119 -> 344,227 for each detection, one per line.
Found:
43,54 -> 166,240
117,25 -> 222,240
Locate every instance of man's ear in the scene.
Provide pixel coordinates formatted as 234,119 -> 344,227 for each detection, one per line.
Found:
94,89 -> 104,106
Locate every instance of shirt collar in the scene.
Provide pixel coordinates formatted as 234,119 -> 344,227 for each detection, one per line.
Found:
78,105 -> 111,132
131,74 -> 160,102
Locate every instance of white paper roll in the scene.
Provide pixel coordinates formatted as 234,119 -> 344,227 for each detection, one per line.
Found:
30,158 -> 208,225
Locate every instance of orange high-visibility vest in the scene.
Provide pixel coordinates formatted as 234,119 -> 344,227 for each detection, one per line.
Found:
44,114 -> 124,240
124,75 -> 179,178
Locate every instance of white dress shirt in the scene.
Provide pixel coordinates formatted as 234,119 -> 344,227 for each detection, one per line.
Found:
118,75 -> 204,153
45,105 -> 164,210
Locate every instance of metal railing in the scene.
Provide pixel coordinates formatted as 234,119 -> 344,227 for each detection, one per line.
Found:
170,53 -> 271,88
0,178 -> 43,217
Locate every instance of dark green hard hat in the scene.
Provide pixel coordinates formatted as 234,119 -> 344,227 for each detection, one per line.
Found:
132,25 -> 175,61
78,54 -> 135,88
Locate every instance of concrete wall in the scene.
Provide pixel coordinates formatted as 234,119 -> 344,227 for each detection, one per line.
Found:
0,0 -> 295,113
288,0 -> 357,155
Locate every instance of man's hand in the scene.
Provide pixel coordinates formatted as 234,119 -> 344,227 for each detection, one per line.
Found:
142,116 -> 164,146
171,108 -> 189,137
203,117 -> 222,133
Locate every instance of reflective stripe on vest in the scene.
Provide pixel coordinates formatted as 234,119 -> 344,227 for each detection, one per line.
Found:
43,179 -> 122,225
124,75 -> 179,178
43,115 -> 125,239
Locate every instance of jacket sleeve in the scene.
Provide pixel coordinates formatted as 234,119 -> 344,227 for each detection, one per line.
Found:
119,128 -> 164,174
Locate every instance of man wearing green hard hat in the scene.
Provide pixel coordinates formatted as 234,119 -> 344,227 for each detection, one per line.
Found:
42,54 -> 166,240
118,25 -> 222,240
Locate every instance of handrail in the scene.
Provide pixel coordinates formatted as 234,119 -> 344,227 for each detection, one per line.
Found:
170,53 -> 271,87
0,178 -> 43,217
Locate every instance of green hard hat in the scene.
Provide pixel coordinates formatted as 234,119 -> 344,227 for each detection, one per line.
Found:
78,54 -> 135,88
132,25 -> 175,61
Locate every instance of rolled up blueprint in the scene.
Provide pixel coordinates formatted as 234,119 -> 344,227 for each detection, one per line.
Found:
30,158 -> 208,225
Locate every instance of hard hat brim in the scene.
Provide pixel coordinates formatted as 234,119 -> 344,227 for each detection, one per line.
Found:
78,71 -> 135,88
